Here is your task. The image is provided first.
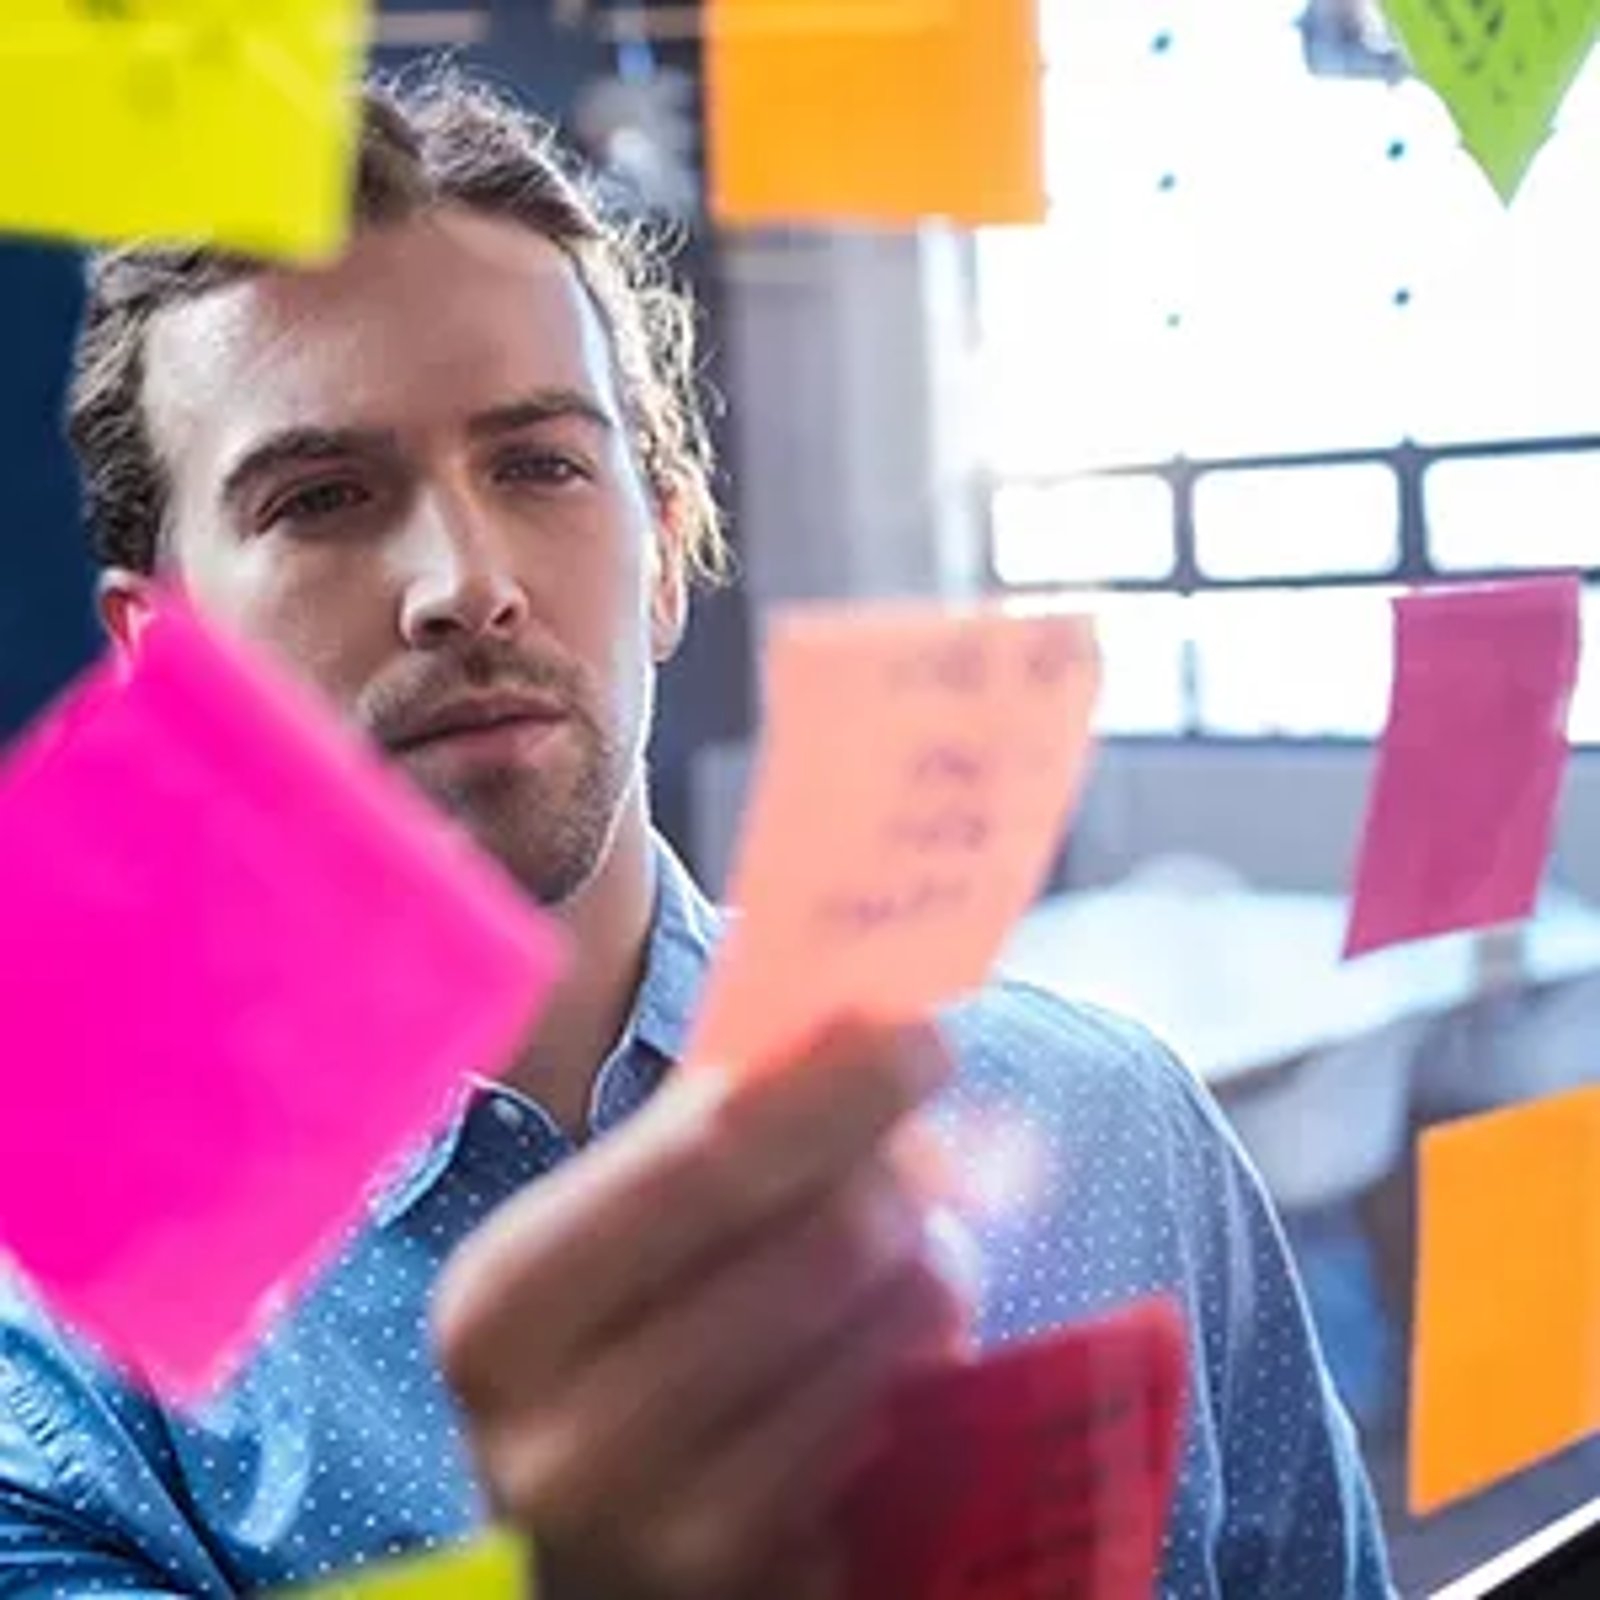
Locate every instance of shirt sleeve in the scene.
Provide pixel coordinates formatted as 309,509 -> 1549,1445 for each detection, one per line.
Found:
0,1287 -> 233,1597
1146,1034 -> 1397,1598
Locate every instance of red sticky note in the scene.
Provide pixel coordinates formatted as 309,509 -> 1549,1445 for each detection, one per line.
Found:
1344,577 -> 1581,959
688,600 -> 1100,1078
0,600 -> 564,1399
845,1298 -> 1188,1600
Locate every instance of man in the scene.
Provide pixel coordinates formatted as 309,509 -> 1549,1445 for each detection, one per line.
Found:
0,70 -> 1392,1598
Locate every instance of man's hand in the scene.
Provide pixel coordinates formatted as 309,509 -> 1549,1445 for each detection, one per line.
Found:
432,1018 -> 965,1600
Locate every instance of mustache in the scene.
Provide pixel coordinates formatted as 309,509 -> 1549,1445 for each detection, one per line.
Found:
359,641 -> 594,750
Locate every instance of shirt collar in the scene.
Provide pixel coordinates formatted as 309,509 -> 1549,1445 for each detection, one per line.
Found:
368,833 -> 722,1226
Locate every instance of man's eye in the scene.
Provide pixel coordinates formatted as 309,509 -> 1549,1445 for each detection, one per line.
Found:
266,480 -> 371,527
496,450 -> 589,487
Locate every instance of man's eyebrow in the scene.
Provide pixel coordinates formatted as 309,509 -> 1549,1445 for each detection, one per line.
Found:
465,389 -> 618,440
220,427 -> 399,507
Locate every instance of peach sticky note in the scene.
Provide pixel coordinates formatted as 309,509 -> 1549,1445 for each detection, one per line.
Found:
707,0 -> 1045,227
0,599 -> 563,1400
845,1297 -> 1188,1599
689,600 -> 1099,1078
1411,1087 -> 1600,1514
1344,576 -> 1581,959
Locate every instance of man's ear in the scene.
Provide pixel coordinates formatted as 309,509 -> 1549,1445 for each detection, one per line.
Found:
649,512 -> 690,665
98,570 -> 158,659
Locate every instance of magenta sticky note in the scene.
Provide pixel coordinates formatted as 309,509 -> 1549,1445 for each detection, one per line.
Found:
1344,576 -> 1582,959
0,599 -> 564,1399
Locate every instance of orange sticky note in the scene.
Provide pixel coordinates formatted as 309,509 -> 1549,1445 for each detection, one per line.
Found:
1411,1087 -> 1600,1514
707,0 -> 1045,227
688,600 -> 1100,1078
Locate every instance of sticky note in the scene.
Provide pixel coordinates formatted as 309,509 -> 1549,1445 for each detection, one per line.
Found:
0,0 -> 367,259
707,0 -> 1045,226
1381,0 -> 1600,202
0,598 -> 563,1398
688,600 -> 1100,1078
1411,1088 -> 1600,1513
1343,576 -> 1580,959
845,1298 -> 1187,1599
292,1530 -> 529,1597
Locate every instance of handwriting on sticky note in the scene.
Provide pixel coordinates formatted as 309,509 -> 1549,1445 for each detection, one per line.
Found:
687,601 -> 1099,1078
1381,0 -> 1600,200
708,0 -> 1045,226
1411,1088 -> 1600,1514
0,0 -> 366,258
845,1298 -> 1187,1599
1343,576 -> 1580,959
291,1530 -> 529,1597
0,598 -> 563,1398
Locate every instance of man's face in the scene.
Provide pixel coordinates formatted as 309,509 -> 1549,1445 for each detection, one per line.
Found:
129,207 -> 683,903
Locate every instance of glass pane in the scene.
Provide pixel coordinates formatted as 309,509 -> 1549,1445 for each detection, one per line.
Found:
1427,454 -> 1600,573
992,476 -> 1174,585
1195,463 -> 1400,580
979,0 -> 1600,469
1090,594 -> 1188,735
1191,587 -> 1394,736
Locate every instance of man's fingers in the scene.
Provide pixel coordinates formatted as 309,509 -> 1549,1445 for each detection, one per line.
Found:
435,1016 -> 953,1396
622,1261 -> 956,1600
502,1158 -> 953,1512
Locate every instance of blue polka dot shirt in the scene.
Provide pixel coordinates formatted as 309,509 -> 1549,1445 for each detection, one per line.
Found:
0,843 -> 1393,1596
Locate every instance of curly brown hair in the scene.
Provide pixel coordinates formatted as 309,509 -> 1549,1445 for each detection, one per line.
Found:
66,65 -> 725,585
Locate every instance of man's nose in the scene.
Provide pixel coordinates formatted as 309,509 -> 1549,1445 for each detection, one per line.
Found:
398,493 -> 531,649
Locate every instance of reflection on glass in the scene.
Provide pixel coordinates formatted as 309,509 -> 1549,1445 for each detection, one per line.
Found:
1427,454 -> 1600,574
1195,463 -> 1400,579
992,476 -> 1174,585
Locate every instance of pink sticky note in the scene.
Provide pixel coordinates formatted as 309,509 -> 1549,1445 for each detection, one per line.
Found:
844,1298 -> 1188,1600
0,600 -> 564,1399
1344,576 -> 1581,959
689,601 -> 1100,1077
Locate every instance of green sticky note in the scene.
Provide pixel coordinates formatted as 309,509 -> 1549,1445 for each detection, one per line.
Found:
290,1532 -> 532,1598
1382,0 -> 1600,201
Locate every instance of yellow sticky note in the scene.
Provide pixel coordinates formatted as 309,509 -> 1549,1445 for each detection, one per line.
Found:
0,0 -> 368,259
291,1531 -> 530,1597
1381,0 -> 1600,201
707,0 -> 1045,227
1410,1088 -> 1600,1514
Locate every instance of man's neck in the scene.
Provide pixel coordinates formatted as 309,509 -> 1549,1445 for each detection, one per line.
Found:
504,798 -> 658,1139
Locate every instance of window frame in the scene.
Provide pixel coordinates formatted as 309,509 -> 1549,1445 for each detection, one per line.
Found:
982,432 -> 1600,744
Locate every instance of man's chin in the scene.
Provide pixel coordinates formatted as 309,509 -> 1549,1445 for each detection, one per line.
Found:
443,783 -> 612,906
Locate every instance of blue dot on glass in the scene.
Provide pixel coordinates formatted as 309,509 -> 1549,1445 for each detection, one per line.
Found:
1393,287 -> 1412,307
1158,172 -> 1177,192
1151,30 -> 1173,54
1165,311 -> 1183,330
1386,139 -> 1407,161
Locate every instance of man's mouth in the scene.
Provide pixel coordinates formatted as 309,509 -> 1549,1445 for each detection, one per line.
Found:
383,693 -> 567,759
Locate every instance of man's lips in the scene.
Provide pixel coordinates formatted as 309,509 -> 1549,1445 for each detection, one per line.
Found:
381,693 -> 567,754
